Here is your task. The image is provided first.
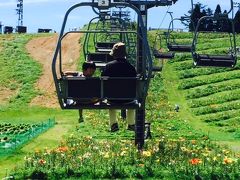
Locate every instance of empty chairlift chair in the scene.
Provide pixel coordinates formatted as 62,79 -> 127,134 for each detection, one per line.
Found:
95,42 -> 115,52
152,32 -> 175,59
166,17 -> 194,53
192,14 -> 237,67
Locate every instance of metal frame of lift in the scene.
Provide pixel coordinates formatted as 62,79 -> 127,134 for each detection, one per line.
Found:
192,0 -> 237,67
52,0 -> 177,149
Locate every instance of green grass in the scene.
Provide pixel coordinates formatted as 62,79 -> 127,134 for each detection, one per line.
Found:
1,31 -> 240,179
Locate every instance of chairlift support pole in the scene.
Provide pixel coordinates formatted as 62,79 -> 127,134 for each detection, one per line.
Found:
123,0 -> 178,149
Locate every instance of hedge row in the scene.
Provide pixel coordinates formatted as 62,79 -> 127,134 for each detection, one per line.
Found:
179,70 -> 240,90
191,100 -> 240,115
188,89 -> 240,108
185,79 -> 240,99
199,109 -> 240,123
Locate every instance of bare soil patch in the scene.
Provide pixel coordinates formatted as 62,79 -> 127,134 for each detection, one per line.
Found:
26,33 -> 82,108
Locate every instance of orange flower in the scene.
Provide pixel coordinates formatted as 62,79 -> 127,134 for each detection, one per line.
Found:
223,157 -> 233,164
39,159 -> 46,165
189,158 -> 202,165
57,146 -> 68,153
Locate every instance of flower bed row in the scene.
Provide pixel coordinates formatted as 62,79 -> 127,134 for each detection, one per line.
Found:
188,89 -> 240,108
198,109 -> 240,123
185,79 -> 240,99
10,135 -> 240,179
191,100 -> 240,115
179,70 -> 240,90
178,64 -> 240,79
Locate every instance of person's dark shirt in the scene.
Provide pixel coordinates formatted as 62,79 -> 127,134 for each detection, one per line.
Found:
101,58 -> 136,77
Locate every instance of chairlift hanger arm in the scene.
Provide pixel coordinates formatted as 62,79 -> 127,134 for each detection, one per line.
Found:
122,0 -> 177,8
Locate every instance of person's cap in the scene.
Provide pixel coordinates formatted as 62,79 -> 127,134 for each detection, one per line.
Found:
109,42 -> 127,58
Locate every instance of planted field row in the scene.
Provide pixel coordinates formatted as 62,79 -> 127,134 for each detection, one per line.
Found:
198,109 -> 240,123
179,70 -> 240,90
173,60 -> 193,71
178,64 -> 240,79
197,47 -> 231,55
171,54 -> 192,63
185,79 -> 240,99
188,89 -> 240,108
196,40 -> 232,51
0,119 -> 55,156
191,100 -> 240,115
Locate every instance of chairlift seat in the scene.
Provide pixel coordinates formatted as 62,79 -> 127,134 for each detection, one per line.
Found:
60,76 -> 139,109
96,42 -> 115,49
62,76 -> 101,100
95,42 -> 115,52
193,53 -> 237,67
153,49 -> 175,59
87,52 -> 113,63
152,66 -> 162,72
167,44 -> 192,52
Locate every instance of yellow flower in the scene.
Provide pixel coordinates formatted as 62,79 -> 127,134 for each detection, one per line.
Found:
142,150 -> 151,157
83,152 -> 91,159
213,156 -> 218,161
103,152 -> 110,159
120,151 -> 127,156
191,140 -> 197,144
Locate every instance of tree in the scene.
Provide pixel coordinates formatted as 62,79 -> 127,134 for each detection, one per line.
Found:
188,3 -> 213,31
234,10 -> 240,33
214,4 -> 222,16
189,3 -> 202,31
214,4 -> 222,31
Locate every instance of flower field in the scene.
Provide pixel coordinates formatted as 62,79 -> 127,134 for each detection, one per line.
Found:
11,135 -> 240,179
1,31 -> 240,179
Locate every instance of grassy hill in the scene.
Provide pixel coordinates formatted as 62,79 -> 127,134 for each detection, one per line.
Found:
0,32 -> 240,179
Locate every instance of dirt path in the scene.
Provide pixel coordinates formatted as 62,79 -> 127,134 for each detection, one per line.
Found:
26,33 -> 81,108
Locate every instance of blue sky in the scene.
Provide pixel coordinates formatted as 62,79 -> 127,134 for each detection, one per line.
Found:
0,0 -> 236,33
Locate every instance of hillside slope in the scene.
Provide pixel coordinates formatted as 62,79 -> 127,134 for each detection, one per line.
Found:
26,33 -> 81,108
154,31 -> 240,151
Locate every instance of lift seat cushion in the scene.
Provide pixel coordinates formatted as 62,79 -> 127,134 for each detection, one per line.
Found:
103,77 -> 138,104
194,54 -> 236,67
168,44 -> 192,52
66,77 -> 101,99
87,53 -> 113,63
153,49 -> 175,59
96,42 -> 115,49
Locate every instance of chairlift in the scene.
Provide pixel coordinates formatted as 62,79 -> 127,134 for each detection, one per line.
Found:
192,0 -> 237,67
52,1 -> 153,149
153,32 -> 175,59
151,32 -> 175,72
166,16 -> 194,52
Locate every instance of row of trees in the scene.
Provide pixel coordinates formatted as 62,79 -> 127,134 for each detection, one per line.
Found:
185,3 -> 240,33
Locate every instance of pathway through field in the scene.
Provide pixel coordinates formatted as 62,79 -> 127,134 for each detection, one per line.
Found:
26,33 -> 82,108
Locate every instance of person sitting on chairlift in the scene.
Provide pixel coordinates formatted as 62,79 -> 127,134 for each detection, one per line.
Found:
101,42 -> 137,132
65,61 -> 97,105
64,61 -> 96,77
